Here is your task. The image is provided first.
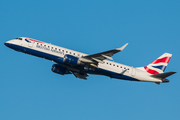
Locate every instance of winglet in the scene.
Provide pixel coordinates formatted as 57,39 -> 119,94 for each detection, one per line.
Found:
116,43 -> 128,51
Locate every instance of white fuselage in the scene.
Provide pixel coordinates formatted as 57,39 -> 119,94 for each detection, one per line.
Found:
5,37 -> 163,83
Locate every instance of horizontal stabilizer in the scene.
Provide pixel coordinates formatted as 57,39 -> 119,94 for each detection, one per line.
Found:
151,71 -> 176,79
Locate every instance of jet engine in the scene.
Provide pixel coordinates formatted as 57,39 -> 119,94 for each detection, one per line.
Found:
64,54 -> 84,66
51,64 -> 70,75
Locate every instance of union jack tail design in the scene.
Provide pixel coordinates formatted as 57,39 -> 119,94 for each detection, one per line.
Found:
144,53 -> 172,75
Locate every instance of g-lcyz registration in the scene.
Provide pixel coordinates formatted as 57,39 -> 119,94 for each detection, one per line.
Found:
5,37 -> 176,84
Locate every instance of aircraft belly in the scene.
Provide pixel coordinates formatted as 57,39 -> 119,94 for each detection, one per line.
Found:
92,67 -> 139,81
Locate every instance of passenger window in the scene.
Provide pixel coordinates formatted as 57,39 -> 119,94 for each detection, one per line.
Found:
66,51 -> 68,53
73,53 -> 75,55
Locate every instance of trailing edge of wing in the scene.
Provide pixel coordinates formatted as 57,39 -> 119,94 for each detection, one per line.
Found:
101,54 -> 113,60
71,71 -> 88,80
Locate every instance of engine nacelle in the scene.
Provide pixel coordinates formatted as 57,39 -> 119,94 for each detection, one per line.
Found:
64,54 -> 83,66
51,64 -> 69,75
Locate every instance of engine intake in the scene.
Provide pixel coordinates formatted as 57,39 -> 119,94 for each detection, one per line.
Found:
51,64 -> 70,75
64,54 -> 83,66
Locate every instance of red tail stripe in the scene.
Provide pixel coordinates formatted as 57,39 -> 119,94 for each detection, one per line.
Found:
152,57 -> 171,64
144,66 -> 159,75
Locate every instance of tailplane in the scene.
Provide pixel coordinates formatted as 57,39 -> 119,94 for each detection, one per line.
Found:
151,71 -> 176,79
152,71 -> 176,84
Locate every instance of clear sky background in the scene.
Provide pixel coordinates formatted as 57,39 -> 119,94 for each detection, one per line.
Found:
0,0 -> 180,120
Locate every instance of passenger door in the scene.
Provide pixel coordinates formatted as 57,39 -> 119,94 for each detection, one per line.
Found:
131,67 -> 136,77
28,42 -> 34,48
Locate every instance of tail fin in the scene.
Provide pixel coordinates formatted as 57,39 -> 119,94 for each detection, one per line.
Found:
144,53 -> 172,75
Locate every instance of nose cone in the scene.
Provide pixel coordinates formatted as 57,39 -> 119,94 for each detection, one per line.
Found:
4,40 -> 15,49
4,41 -> 11,47
4,42 -> 9,47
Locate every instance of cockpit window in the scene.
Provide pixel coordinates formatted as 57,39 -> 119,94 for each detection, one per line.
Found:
15,37 -> 22,40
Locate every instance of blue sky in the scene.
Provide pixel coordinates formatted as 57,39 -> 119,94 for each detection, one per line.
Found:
0,0 -> 180,120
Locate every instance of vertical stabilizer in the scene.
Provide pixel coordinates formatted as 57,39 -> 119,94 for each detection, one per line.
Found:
144,53 -> 172,74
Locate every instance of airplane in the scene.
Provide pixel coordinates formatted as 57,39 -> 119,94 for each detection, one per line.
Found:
4,37 -> 176,84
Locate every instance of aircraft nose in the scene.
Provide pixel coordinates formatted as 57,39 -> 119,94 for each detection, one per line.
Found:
4,41 -> 9,47
4,40 -> 13,48
4,42 -> 8,46
4,41 -> 10,47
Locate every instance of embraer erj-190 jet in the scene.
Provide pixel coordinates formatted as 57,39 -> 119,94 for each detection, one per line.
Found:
5,37 -> 176,84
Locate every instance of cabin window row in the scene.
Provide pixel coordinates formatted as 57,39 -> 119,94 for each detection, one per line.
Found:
106,62 -> 129,70
37,43 -> 82,57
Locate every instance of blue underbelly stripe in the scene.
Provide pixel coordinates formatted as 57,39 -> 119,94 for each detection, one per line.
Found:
7,43 -> 139,81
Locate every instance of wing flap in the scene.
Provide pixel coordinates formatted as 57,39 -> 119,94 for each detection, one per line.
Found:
72,71 -> 88,80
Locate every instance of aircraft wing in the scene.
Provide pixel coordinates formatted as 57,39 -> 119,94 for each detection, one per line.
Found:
82,43 -> 128,64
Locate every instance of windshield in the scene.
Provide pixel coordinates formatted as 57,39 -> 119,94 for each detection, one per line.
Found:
15,37 -> 22,40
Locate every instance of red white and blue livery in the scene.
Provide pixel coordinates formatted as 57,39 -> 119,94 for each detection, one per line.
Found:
5,37 -> 176,84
